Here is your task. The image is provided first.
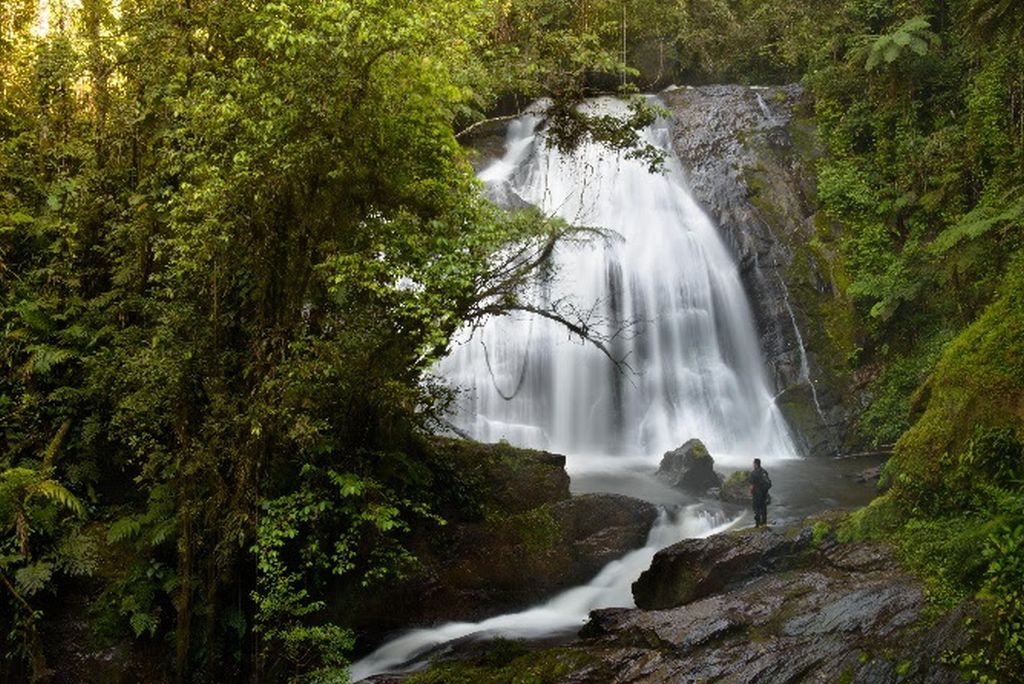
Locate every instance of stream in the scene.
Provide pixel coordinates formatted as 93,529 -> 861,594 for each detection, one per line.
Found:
349,98 -> 880,682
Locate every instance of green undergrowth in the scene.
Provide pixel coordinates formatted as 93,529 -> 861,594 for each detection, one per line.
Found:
834,255 -> 1024,681
507,506 -> 561,553
836,260 -> 1024,681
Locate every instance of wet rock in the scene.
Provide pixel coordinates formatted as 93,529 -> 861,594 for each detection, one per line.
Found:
478,447 -> 570,514
399,520 -> 974,684
552,494 -> 659,576
573,535 -> 966,684
632,527 -> 811,609
856,464 -> 884,483
663,85 -> 856,456
655,438 -> 723,494
719,469 -> 753,504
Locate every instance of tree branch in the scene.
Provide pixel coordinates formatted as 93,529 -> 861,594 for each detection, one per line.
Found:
472,301 -> 636,379
455,114 -> 522,140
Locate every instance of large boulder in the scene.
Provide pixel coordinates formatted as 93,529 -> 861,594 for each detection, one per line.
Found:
655,439 -> 723,494
551,494 -> 660,577
632,526 -> 810,609
338,440 -> 659,651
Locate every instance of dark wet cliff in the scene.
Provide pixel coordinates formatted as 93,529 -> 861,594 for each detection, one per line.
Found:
663,84 -> 859,457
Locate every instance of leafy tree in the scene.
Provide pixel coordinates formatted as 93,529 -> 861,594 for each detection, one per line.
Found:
1,0 -> 662,680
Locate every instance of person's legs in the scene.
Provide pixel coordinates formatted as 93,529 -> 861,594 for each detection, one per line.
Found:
753,494 -> 766,526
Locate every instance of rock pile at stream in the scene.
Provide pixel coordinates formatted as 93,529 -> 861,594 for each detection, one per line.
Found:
572,526 -> 971,682
384,521 -> 973,683
601,528 -> 968,682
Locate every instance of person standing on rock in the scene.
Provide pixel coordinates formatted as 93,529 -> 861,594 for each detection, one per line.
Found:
749,458 -> 772,527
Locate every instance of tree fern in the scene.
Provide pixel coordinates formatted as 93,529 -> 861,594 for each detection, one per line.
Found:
930,192 -> 1024,256
865,16 -> 939,71
107,516 -> 145,543
24,344 -> 76,376
56,532 -> 99,576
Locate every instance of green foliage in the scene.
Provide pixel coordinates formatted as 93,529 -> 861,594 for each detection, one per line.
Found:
404,645 -> 598,684
508,505 -> 560,553
252,462 -> 440,679
862,16 -> 939,72
1,0 -> 665,679
975,520 -> 1024,678
0,465 -> 91,674
1,0 -> 1023,679
855,331 -> 951,446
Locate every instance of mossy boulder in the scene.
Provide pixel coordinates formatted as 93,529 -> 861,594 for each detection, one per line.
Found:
719,469 -> 752,503
340,439 -> 658,652
655,438 -> 723,494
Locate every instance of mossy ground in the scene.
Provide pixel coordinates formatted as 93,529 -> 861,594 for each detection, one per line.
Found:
403,643 -> 600,684
832,260 -> 1024,679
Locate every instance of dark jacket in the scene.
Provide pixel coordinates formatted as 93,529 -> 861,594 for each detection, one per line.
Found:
750,467 -> 771,497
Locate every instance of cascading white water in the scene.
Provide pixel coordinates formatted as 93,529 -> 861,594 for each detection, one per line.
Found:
439,97 -> 797,468
348,98 -> 800,682
348,508 -> 739,681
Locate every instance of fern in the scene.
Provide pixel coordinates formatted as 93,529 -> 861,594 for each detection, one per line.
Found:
14,301 -> 54,334
107,516 -> 144,543
865,16 -> 939,71
930,192 -> 1024,255
57,532 -> 99,576
149,517 -> 177,546
15,561 -> 53,596
24,344 -> 76,375
129,611 -> 160,638
30,479 -> 85,516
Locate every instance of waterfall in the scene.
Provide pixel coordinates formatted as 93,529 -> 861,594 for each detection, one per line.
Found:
438,97 -> 797,469
349,98 -> 800,682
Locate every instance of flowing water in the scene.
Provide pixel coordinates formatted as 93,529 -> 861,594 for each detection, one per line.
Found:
348,508 -> 739,682
349,98 -> 802,681
440,98 -> 796,468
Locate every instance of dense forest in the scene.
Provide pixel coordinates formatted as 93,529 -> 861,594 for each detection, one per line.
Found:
1,0 -> 1022,682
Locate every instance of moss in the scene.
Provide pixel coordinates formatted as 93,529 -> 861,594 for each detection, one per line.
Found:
690,441 -> 711,461
404,646 -> 599,684
746,625 -> 770,643
424,436 -> 569,518
887,254 -> 1024,506
836,494 -> 902,542
508,505 -> 561,553
723,470 -> 749,488
810,520 -> 830,548
786,114 -> 822,167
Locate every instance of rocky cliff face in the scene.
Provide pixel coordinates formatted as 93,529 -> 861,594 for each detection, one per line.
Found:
662,85 -> 857,456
